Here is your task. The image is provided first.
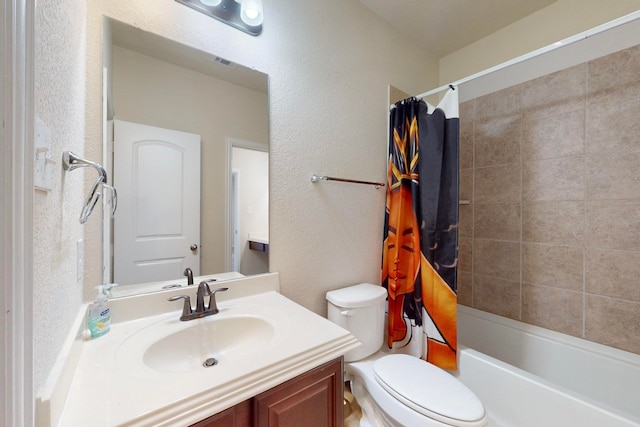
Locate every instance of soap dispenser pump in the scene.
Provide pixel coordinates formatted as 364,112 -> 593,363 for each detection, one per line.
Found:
87,284 -> 114,338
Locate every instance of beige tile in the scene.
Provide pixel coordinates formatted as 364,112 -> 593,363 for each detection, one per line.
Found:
522,284 -> 584,337
522,243 -> 583,291
522,201 -> 585,246
474,115 -> 521,167
473,274 -> 520,320
473,239 -> 520,282
460,169 -> 473,203
585,294 -> 640,354
475,164 -> 521,203
459,100 -> 474,170
459,204 -> 473,238
474,203 -> 521,241
460,123 -> 474,170
522,156 -> 585,201
522,109 -> 585,161
521,64 -> 587,118
586,200 -> 640,251
459,99 -> 475,123
587,150 -> 640,200
585,82 -> 640,154
586,248 -> 640,303
588,44 -> 640,93
458,237 -> 472,272
475,85 -> 521,121
457,270 -> 472,307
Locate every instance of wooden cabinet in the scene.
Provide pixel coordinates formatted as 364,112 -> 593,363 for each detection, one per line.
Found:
254,357 -> 343,427
190,357 -> 344,427
190,400 -> 251,427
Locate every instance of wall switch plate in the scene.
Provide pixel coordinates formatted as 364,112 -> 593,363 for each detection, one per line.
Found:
34,116 -> 55,192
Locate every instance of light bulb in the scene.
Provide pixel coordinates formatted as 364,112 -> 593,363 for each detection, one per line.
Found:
246,8 -> 259,20
200,0 -> 222,6
240,0 -> 263,26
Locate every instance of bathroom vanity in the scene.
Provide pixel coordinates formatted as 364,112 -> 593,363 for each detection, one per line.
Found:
36,273 -> 358,427
192,357 -> 343,427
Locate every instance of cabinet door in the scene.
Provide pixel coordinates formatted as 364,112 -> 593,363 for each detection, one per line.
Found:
254,358 -> 344,427
189,399 -> 252,427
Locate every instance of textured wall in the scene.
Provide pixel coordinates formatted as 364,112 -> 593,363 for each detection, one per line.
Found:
33,0 -> 87,394
34,0 -> 639,401
83,0 -> 439,318
32,0 -> 438,397
458,44 -> 640,355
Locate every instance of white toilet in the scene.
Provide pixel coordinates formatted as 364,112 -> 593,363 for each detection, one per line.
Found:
326,283 -> 488,427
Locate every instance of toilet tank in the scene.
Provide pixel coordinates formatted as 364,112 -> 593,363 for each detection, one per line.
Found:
326,283 -> 387,362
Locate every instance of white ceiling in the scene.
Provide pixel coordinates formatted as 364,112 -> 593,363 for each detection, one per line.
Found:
359,0 -> 557,56
110,1 -> 557,89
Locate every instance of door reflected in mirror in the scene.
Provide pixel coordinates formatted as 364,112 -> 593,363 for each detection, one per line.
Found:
102,18 -> 269,294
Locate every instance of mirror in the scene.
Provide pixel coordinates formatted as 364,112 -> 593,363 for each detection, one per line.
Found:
102,18 -> 269,297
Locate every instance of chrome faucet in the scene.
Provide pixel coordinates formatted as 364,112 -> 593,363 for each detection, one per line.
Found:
168,281 -> 229,321
183,267 -> 194,286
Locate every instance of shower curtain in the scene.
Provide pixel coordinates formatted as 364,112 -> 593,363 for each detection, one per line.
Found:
382,88 -> 459,370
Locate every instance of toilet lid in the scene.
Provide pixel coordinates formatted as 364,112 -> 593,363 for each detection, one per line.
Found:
374,354 -> 486,426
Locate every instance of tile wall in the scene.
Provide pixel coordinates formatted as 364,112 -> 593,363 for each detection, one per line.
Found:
458,43 -> 640,355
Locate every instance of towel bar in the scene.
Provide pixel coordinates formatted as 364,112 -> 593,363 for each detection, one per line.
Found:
310,174 -> 385,189
62,151 -> 117,224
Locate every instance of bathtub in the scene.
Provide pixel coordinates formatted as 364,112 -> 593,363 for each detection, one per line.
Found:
455,305 -> 640,427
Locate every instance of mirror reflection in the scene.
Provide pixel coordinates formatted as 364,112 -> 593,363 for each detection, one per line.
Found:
102,18 -> 269,295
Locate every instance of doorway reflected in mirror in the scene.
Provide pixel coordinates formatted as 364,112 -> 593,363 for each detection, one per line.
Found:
102,18 -> 269,294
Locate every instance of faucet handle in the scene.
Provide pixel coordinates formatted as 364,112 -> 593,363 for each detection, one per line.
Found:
206,287 -> 229,315
168,295 -> 192,321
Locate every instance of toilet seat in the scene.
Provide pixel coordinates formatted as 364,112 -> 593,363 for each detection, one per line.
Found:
374,354 -> 486,427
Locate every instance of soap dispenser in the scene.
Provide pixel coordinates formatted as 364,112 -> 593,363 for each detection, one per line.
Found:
87,284 -> 114,338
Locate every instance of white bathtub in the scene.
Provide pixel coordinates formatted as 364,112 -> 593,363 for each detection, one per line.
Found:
455,305 -> 640,427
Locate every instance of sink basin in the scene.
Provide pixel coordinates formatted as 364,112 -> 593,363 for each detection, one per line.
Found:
114,304 -> 284,374
53,287 -> 362,427
143,315 -> 274,373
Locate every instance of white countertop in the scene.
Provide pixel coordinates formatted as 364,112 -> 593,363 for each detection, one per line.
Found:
39,274 -> 359,427
110,272 -> 246,298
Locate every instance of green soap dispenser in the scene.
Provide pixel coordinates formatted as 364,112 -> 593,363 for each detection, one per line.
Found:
87,284 -> 114,338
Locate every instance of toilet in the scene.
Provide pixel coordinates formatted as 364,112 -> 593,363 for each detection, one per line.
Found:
326,283 -> 488,427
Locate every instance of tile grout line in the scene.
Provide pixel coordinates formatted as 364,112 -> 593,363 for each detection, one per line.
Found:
519,85 -> 524,322
470,99 -> 476,310
582,63 -> 588,340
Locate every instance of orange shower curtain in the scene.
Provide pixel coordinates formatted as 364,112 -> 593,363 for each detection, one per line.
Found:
382,89 -> 459,370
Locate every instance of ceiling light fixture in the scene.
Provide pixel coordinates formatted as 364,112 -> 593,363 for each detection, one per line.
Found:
175,0 -> 263,36
239,0 -> 263,26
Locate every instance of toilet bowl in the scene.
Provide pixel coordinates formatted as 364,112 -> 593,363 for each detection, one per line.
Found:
327,284 -> 488,427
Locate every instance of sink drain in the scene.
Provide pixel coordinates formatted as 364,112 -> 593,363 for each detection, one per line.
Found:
203,357 -> 218,368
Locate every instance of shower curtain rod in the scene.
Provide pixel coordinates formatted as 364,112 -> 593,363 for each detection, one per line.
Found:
397,10 -> 640,104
